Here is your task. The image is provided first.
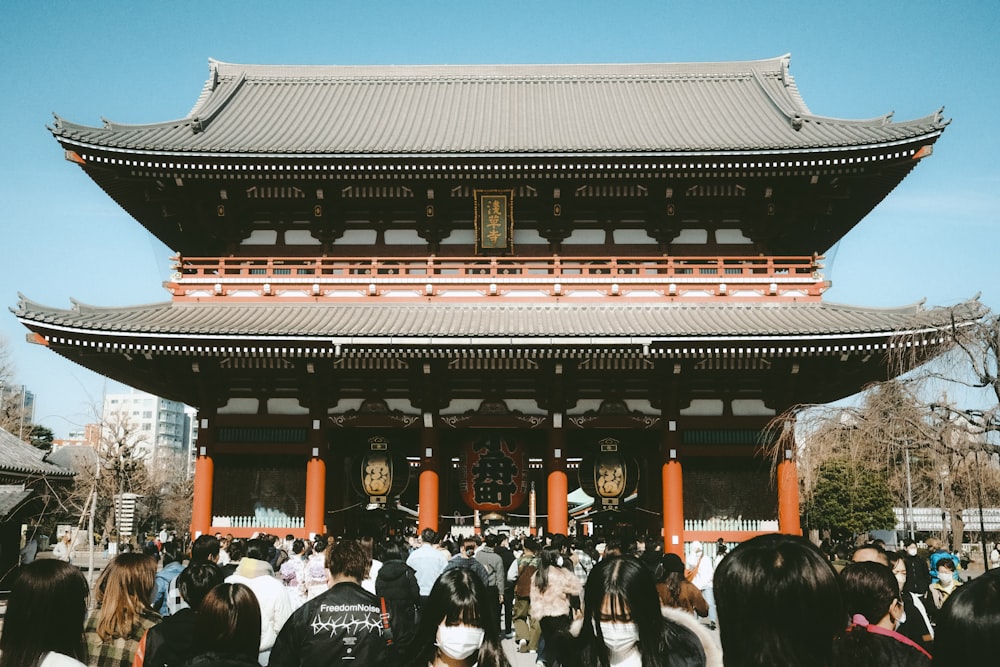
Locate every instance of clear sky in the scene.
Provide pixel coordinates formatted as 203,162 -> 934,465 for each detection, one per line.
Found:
2,1 -> 998,438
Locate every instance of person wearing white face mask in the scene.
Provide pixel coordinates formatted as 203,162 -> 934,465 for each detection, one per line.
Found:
576,555 -> 717,667
887,551 -> 934,654
405,567 -> 510,667
929,558 -> 963,613
833,562 -> 932,666
899,539 -> 931,596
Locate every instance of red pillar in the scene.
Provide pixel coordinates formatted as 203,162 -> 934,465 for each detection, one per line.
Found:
305,455 -> 327,537
191,453 -> 214,538
662,423 -> 684,557
418,425 -> 439,533
305,418 -> 327,538
190,413 -> 214,538
778,456 -> 802,536
547,429 -> 569,536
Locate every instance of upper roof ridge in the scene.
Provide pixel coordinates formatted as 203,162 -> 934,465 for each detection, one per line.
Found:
205,55 -> 793,82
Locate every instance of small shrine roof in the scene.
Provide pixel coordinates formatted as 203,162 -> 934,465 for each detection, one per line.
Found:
0,427 -> 75,478
51,55 -> 946,158
14,297 -> 978,345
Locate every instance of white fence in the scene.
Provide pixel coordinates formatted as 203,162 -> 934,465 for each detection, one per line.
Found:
212,515 -> 305,529
684,518 -> 779,532
894,507 -> 1000,532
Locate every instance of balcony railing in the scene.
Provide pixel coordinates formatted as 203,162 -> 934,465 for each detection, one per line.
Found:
165,255 -> 828,301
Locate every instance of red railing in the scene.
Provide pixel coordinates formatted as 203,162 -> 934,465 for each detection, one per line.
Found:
165,254 -> 827,300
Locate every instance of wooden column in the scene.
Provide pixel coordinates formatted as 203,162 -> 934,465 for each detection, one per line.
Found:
546,428 -> 569,536
305,458 -> 327,538
304,417 -> 327,538
190,414 -> 214,538
418,423 -> 440,532
778,454 -> 802,536
662,421 -> 684,557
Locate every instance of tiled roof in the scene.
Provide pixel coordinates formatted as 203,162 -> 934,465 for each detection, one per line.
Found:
14,297 -> 979,343
0,427 -> 75,478
51,56 -> 946,157
0,489 -> 34,521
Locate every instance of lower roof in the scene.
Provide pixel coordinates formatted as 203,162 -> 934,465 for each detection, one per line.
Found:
14,297 -> 979,348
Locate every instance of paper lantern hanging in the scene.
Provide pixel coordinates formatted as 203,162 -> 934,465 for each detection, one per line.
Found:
458,433 -> 528,512
352,436 -> 409,508
578,437 -> 639,510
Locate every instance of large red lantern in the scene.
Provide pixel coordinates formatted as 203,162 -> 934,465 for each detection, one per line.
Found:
352,436 -> 409,508
578,437 -> 639,510
459,433 -> 528,512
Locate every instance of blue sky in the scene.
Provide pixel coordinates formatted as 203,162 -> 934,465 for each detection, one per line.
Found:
2,1 -> 998,438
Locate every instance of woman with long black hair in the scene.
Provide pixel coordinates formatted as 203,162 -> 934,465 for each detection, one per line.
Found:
405,567 -> 510,667
575,555 -> 712,667
932,569 -> 1000,666
833,562 -> 931,666
184,583 -> 262,667
0,559 -> 90,667
714,534 -> 845,667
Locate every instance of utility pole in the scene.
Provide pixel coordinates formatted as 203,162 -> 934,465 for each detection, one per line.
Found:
87,459 -> 99,606
904,445 -> 915,542
975,449 -> 989,570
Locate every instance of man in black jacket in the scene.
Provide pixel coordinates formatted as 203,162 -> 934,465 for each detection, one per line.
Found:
270,539 -> 390,666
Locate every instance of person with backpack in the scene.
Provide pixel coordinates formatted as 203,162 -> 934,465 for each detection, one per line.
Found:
495,534 -> 517,639
152,541 -> 186,616
375,537 -> 421,663
511,537 -> 541,654
475,534 -> 505,632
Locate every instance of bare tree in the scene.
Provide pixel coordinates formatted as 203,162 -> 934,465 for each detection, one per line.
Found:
769,299 -> 1000,555
0,337 -> 31,439
60,406 -> 154,544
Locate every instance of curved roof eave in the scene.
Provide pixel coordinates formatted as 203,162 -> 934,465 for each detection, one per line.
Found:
15,296 -> 983,344
52,129 -> 945,162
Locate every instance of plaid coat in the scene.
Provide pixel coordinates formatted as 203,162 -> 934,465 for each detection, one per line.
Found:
84,607 -> 161,667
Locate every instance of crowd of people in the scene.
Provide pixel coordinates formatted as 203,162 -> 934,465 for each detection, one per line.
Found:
1,528 -> 997,667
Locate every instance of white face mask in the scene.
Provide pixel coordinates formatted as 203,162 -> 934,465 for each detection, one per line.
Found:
906,546 -> 918,557
938,571 -> 954,585
600,621 -> 639,654
436,624 -> 485,661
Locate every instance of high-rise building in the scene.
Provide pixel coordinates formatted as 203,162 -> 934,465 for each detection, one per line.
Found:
102,390 -> 192,473
0,383 -> 35,439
